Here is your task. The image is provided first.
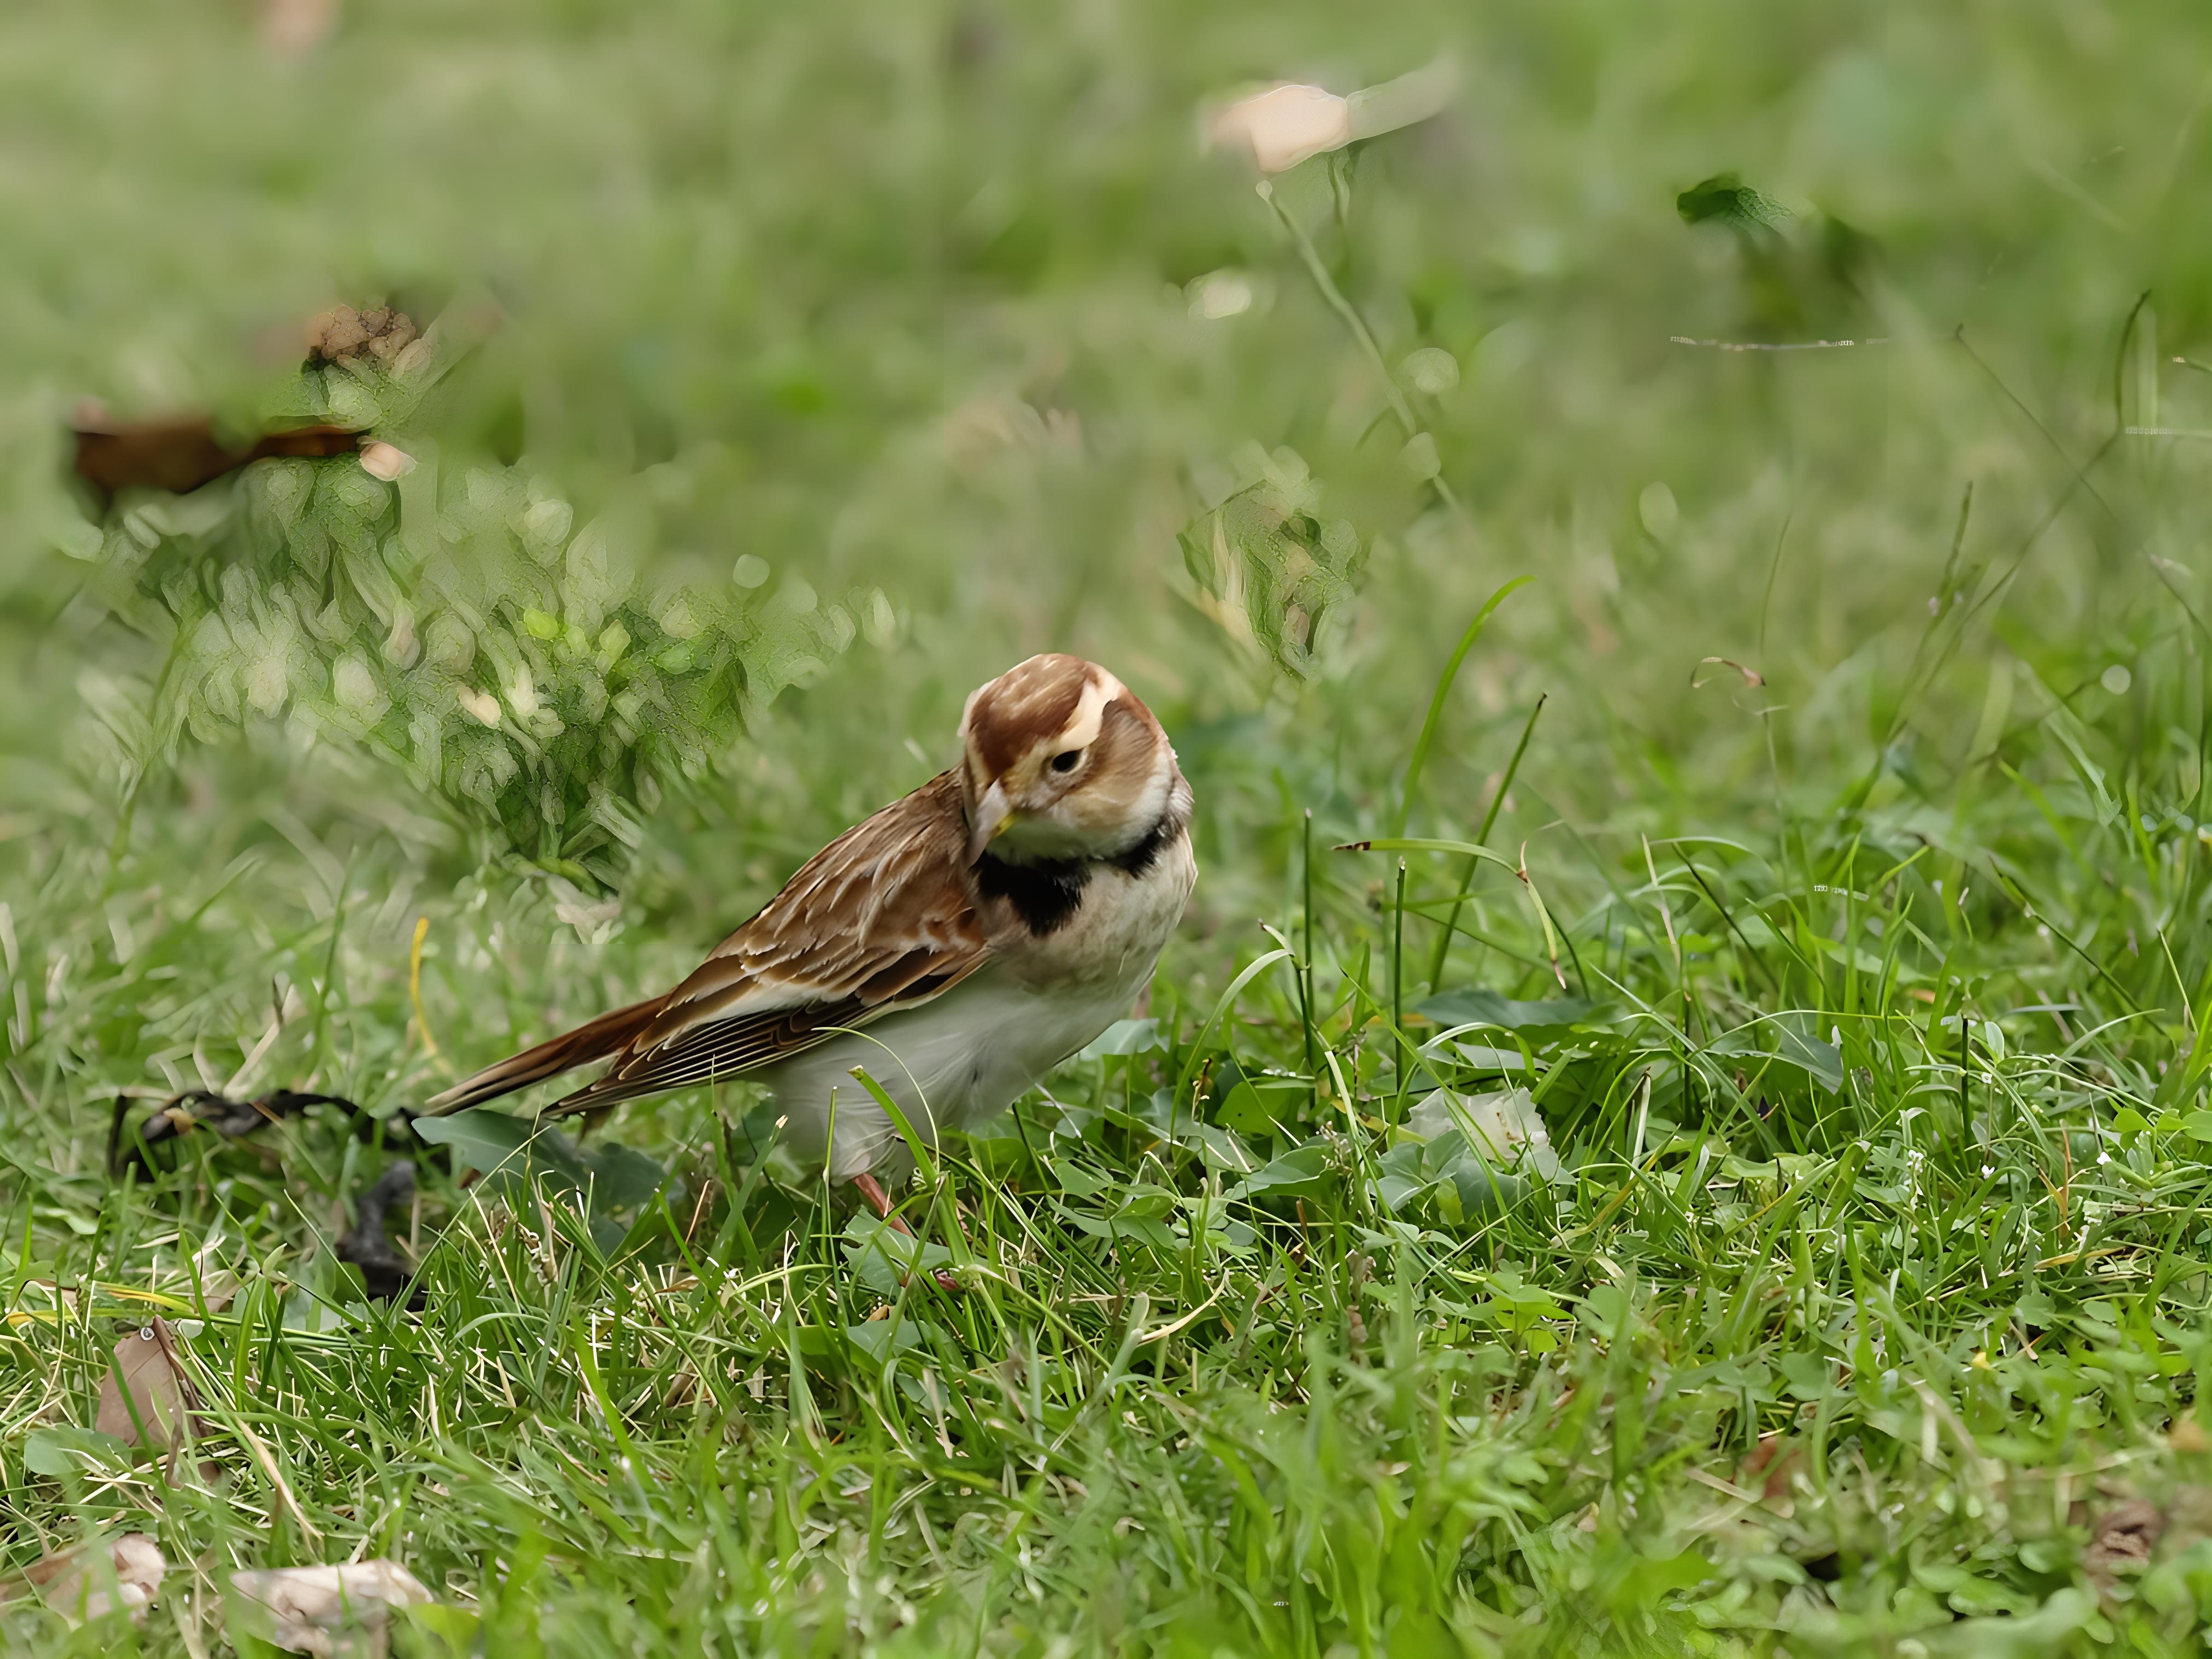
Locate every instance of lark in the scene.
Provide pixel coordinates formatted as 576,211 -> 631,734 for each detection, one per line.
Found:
425,654 -> 1196,1220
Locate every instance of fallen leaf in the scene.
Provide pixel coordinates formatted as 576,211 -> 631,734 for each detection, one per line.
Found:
306,304 -> 417,368
2085,1498 -> 2165,1579
1740,1434 -> 1803,1505
18,1533 -> 167,1624
1406,1086 -> 1550,1163
71,417 -> 238,495
94,1318 -> 199,1451
72,416 -> 362,497
260,0 -> 341,57
228,1560 -> 433,1658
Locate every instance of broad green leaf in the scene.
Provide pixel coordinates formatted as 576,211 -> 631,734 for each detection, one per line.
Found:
1418,990 -> 1608,1033
1226,1143 -> 1335,1202
1079,1018 -> 1162,1059
1677,173 -> 1790,232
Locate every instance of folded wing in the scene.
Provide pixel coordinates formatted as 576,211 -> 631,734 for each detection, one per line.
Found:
423,771 -> 989,1117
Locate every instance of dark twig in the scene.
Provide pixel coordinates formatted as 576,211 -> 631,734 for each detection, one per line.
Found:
110,1088 -> 405,1175
337,1163 -> 422,1305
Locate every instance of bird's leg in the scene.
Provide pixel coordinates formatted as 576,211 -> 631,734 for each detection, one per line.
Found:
848,1172 -> 960,1293
851,1171 -> 904,1228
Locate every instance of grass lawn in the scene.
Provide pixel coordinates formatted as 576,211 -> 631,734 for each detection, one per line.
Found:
10,2 -> 2212,1653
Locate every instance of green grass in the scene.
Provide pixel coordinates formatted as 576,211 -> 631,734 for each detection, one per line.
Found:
11,1 -> 2212,1653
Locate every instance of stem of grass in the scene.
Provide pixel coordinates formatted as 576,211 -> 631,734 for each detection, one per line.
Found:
1258,181 -> 1466,519
1429,693 -> 1547,992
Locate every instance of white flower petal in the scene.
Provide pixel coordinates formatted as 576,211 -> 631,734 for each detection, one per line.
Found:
1209,83 -> 1353,175
360,441 -> 416,482
32,1534 -> 167,1626
1188,271 -> 1254,320
229,1560 -> 432,1653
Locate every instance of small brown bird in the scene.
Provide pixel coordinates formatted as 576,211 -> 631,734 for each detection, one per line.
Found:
425,654 -> 1196,1220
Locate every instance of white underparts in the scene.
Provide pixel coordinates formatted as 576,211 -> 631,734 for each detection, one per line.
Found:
767,826 -> 1195,1181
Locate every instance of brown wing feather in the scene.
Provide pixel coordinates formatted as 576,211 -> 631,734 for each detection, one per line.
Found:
423,771 -> 990,1118
421,994 -> 668,1114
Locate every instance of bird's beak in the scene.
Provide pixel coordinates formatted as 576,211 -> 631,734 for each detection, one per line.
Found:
966,781 -> 1014,864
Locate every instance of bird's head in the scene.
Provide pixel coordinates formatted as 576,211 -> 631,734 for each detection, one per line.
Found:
958,654 -> 1177,865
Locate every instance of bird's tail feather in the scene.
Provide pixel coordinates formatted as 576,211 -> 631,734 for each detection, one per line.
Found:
421,995 -> 667,1116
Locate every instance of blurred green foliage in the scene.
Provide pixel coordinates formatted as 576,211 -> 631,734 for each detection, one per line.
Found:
76,336 -> 881,885
5,0 -> 2208,891
7,0 -> 2212,1653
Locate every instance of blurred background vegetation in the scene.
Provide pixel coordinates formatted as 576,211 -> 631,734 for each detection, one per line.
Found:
10,0 -> 2207,952
8,0 -> 2212,1650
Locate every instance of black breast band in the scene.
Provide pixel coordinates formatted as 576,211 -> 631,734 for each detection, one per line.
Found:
973,853 -> 1089,936
1108,815 -> 1176,877
973,809 -> 1182,937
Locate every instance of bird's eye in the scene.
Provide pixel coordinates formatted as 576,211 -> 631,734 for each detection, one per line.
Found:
1050,748 -> 1082,774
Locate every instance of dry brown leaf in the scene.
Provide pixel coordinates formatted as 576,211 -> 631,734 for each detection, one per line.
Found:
1739,1433 -> 1803,1507
19,1533 -> 167,1624
306,304 -> 417,369
2084,1498 -> 2165,1580
72,416 -> 362,496
94,1318 -> 200,1450
259,0 -> 341,57
227,1560 -> 432,1658
1692,655 -> 1767,689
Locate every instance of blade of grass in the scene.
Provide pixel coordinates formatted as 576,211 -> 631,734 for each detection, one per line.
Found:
1391,577 -> 1534,839
1429,693 -> 1547,991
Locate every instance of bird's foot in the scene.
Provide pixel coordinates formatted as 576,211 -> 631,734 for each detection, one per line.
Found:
849,1172 -> 961,1292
